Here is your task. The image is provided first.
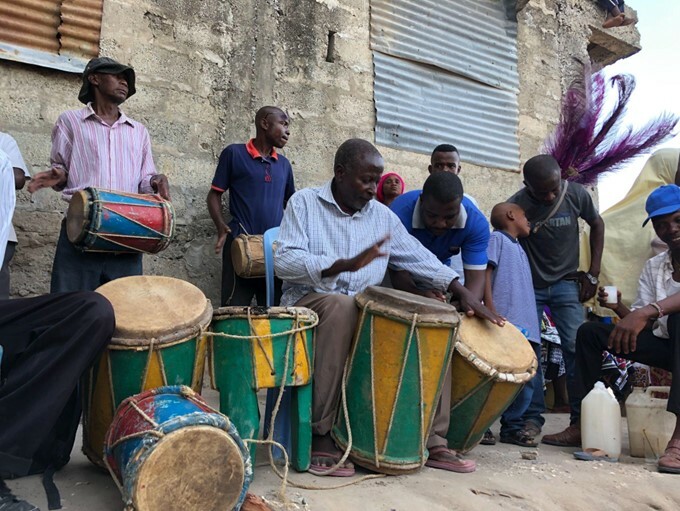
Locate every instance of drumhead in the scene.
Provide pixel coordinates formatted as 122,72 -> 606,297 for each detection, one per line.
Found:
355,286 -> 459,325
212,306 -> 317,322
96,276 -> 212,345
66,189 -> 91,244
457,316 -> 537,378
134,426 -> 245,511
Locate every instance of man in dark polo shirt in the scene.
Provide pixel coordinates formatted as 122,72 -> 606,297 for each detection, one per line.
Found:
207,106 -> 295,306
508,154 -> 604,446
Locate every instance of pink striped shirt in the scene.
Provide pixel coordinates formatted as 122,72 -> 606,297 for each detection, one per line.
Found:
51,104 -> 157,201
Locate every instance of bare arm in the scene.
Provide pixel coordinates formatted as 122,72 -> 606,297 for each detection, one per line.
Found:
483,266 -> 495,313
390,268 -> 445,301
13,167 -> 26,190
207,188 -> 231,254
463,268 -> 485,301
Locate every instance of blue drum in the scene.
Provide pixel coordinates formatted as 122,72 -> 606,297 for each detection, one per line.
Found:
104,386 -> 252,511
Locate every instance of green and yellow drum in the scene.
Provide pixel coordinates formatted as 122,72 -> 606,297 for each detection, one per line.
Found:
210,306 -> 317,469
446,316 -> 538,452
332,287 -> 459,474
84,276 -> 212,467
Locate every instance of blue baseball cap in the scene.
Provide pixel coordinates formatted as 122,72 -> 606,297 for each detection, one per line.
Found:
643,184 -> 680,226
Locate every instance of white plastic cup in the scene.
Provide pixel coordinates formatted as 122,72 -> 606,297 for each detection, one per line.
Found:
603,285 -> 618,304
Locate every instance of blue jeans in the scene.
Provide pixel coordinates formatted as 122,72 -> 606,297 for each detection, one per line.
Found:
501,341 -> 542,437
524,279 -> 585,428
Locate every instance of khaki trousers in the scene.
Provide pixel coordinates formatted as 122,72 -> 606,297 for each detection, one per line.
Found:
294,292 -> 359,436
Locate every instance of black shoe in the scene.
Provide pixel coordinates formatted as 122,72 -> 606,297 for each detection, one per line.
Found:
480,429 -> 497,445
500,428 -> 539,448
0,494 -> 40,511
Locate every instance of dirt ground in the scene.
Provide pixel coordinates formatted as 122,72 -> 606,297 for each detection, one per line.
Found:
6,389 -> 680,511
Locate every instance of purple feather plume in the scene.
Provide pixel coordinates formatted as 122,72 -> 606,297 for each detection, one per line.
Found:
542,68 -> 679,186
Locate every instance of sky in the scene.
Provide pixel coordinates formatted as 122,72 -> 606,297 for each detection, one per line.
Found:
596,1 -> 680,211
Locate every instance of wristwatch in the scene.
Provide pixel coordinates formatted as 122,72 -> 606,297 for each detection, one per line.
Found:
584,272 -> 598,285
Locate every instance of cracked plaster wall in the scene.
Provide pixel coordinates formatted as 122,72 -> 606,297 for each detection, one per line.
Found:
0,0 -> 638,301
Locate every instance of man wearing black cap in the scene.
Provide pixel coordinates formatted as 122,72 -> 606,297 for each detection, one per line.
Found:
28,57 -> 170,293
546,184 -> 680,474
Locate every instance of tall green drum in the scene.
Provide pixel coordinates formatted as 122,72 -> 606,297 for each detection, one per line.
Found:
210,306 -> 317,470
332,287 -> 459,475
84,276 -> 212,467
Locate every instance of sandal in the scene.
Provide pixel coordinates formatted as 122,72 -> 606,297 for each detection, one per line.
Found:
573,448 -> 618,463
480,429 -> 497,446
658,438 -> 680,474
309,451 -> 355,477
500,428 -> 538,448
425,446 -> 476,473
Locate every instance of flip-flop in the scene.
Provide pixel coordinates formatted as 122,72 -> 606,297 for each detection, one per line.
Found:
573,448 -> 618,463
425,446 -> 476,473
308,451 -> 355,477
658,439 -> 680,474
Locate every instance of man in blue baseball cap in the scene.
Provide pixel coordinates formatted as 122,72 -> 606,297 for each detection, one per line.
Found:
547,184 -> 680,473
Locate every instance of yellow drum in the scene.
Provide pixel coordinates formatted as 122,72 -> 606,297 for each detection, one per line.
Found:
446,316 -> 538,452
332,287 -> 459,474
83,276 -> 212,467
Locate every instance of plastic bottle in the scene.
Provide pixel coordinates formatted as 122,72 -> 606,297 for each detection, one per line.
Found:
581,381 -> 622,460
625,386 -> 675,459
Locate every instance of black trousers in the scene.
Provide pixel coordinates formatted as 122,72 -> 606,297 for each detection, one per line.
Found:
50,222 -> 142,293
597,0 -> 624,11
220,235 -> 282,307
572,314 -> 680,425
0,292 -> 114,476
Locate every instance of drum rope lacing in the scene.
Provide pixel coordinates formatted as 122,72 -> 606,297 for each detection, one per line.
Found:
207,308 -> 385,502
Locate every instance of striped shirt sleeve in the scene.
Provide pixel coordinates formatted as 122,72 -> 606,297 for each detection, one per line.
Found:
387,212 -> 459,291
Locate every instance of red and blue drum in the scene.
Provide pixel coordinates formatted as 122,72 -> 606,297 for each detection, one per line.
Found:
66,187 -> 174,254
104,386 -> 252,511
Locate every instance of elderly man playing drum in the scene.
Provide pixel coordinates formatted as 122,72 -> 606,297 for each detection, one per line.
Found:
0,148 -> 115,511
28,56 -> 170,293
275,138 -> 503,476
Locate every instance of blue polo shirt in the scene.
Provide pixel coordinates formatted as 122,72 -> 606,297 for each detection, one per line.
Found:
390,190 -> 489,270
211,139 -> 295,236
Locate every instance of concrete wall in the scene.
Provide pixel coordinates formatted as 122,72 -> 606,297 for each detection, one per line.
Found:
0,0 -> 639,302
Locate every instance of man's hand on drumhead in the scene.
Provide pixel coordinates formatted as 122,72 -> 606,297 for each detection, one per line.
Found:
214,224 -> 231,254
27,168 -> 67,193
420,289 -> 446,302
460,294 -> 505,326
150,174 -> 171,200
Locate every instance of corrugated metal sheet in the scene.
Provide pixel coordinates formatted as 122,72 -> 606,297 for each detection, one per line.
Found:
371,0 -> 520,170
0,0 -> 61,54
374,52 -> 520,170
59,0 -> 103,58
371,0 -> 518,91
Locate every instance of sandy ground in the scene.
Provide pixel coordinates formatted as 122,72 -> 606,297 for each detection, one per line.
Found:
6,389 -> 680,511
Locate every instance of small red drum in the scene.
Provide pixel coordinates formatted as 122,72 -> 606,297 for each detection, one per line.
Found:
104,386 -> 252,511
66,187 -> 174,254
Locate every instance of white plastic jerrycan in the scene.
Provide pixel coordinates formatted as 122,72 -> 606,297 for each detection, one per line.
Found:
625,386 -> 675,459
581,381 -> 622,460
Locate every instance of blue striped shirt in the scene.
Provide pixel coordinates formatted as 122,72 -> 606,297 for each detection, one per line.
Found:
275,180 -> 459,306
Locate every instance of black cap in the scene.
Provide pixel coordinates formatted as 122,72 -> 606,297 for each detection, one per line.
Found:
78,57 -> 136,104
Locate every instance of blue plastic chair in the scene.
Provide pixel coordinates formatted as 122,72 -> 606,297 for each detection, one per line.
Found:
262,227 -> 294,463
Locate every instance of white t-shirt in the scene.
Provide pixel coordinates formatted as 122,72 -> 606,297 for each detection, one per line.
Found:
0,132 -> 28,244
0,149 -> 16,263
